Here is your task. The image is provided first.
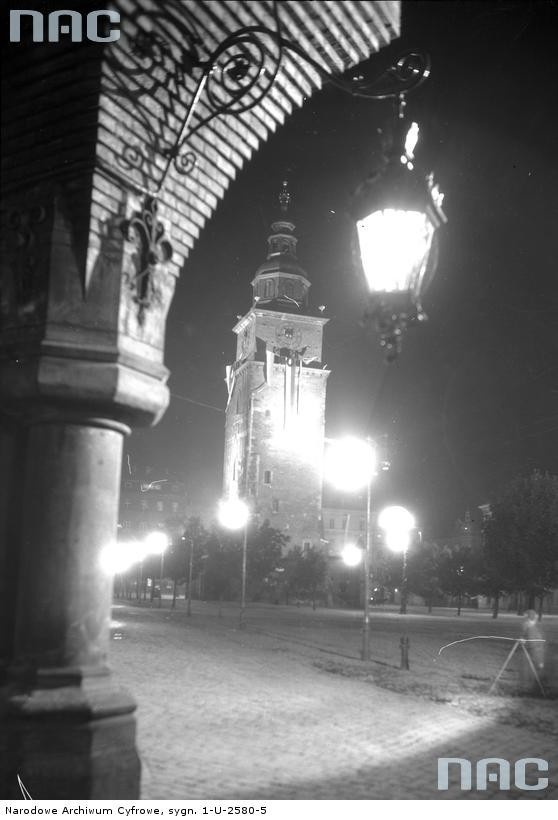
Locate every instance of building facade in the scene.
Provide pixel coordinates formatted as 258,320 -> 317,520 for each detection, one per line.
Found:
223,186 -> 329,549
118,469 -> 187,542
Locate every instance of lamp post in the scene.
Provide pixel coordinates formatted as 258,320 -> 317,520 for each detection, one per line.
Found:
379,505 -> 415,669
186,534 -> 194,617
144,530 -> 169,607
218,498 -> 250,628
324,436 -> 376,661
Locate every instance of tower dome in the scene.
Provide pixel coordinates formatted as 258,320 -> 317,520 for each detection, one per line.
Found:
251,182 -> 311,311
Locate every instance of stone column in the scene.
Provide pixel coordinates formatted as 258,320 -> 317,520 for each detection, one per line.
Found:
0,180 -> 178,798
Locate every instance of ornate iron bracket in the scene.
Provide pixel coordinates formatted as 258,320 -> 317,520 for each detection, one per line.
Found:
120,196 -> 173,324
105,1 -> 431,197
363,297 -> 427,364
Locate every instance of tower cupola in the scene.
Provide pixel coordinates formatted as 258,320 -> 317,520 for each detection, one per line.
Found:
251,182 -> 311,310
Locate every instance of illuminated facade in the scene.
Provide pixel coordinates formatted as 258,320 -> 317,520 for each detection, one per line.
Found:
223,186 -> 329,549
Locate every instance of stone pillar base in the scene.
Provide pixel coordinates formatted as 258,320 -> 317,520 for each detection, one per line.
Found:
1,669 -> 140,799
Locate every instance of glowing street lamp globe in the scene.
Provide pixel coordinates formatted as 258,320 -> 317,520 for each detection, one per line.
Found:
352,120 -> 447,361
99,539 -> 148,576
378,505 -> 415,553
341,542 -> 362,567
324,436 -> 376,493
218,498 -> 250,530
143,530 -> 169,555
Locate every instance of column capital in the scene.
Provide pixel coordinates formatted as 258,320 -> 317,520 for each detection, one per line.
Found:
1,184 -> 178,428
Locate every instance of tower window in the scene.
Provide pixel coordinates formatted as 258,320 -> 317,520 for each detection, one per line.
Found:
285,280 -> 294,297
303,540 -> 311,551
264,280 -> 274,298
264,470 -> 272,485
272,498 -> 279,513
329,518 -> 335,529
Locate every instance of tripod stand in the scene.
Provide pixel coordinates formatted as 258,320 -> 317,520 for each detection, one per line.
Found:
489,639 -> 546,697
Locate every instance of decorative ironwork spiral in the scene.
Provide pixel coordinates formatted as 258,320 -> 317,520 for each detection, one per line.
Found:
174,150 -> 197,177
119,144 -> 145,172
204,27 -> 282,116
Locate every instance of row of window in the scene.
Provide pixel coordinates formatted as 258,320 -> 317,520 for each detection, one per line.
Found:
120,520 -> 165,530
257,279 -> 297,299
327,517 -> 366,531
122,499 -> 181,513
122,481 -> 184,494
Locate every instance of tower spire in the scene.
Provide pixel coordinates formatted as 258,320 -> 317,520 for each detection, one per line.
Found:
278,179 -> 291,214
251,182 -> 311,310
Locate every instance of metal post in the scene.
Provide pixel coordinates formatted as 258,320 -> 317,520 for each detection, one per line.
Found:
400,545 -> 410,668
158,551 -> 164,607
400,635 -> 410,670
240,522 -> 248,629
362,459 -> 372,661
400,546 -> 408,615
186,537 -> 194,616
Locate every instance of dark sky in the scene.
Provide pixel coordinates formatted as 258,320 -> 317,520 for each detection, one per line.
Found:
126,0 -> 558,537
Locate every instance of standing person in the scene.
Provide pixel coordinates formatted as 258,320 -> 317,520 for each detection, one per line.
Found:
520,609 -> 545,692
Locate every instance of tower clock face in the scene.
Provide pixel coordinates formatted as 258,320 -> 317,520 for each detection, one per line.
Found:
275,323 -> 302,349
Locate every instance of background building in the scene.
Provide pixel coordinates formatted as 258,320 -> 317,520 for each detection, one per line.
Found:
223,187 -> 329,549
118,467 -> 187,542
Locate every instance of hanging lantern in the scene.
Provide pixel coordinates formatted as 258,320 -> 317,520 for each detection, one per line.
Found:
352,114 -> 447,361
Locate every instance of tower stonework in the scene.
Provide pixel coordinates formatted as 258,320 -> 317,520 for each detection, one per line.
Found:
223,187 -> 329,549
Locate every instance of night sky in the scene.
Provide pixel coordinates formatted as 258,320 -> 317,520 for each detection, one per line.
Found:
126,0 -> 558,538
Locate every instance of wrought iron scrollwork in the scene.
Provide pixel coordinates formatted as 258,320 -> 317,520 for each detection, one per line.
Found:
160,23 -> 283,186
103,0 -> 431,199
363,296 -> 427,363
121,197 -> 173,324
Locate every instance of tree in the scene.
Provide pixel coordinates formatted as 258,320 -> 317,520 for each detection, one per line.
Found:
406,540 -> 444,613
203,529 -> 241,604
246,522 -> 288,601
164,517 -> 209,609
436,542 -> 480,616
482,470 -> 558,618
284,546 -> 328,609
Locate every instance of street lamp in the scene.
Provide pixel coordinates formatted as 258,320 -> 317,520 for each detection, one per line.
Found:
378,505 -> 415,670
144,530 -> 169,607
99,539 -> 146,576
324,436 -> 376,661
341,542 -> 362,568
351,106 -> 447,362
378,506 -> 415,615
217,498 -> 250,628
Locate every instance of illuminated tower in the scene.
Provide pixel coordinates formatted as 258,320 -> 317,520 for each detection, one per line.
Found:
223,183 -> 329,549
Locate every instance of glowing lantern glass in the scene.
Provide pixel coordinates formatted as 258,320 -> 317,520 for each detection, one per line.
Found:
352,122 -> 446,360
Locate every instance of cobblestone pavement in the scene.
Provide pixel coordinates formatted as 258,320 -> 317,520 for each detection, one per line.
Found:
109,602 -> 557,801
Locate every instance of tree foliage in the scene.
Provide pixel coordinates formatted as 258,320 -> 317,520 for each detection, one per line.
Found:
482,470 -> 558,608
246,522 -> 288,599
406,540 -> 444,611
202,522 -> 287,602
284,546 -> 328,609
165,517 -> 207,581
